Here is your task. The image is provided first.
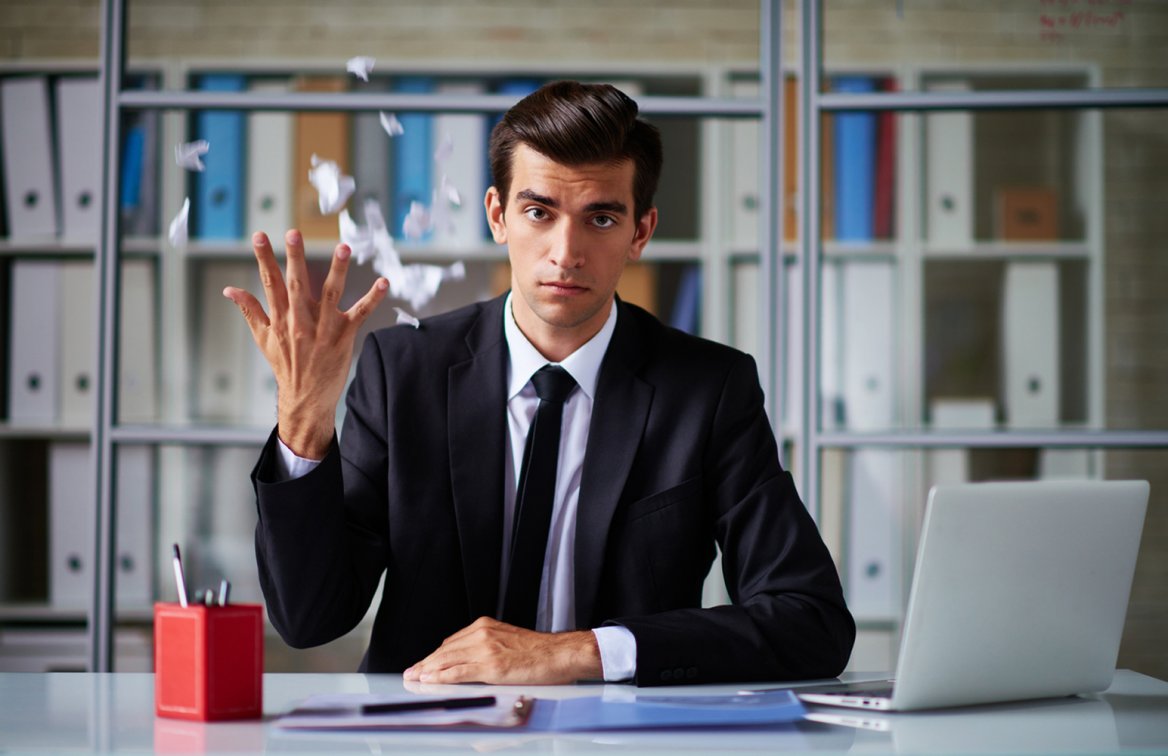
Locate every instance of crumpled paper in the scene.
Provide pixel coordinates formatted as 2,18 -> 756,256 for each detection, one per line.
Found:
308,154 -> 356,215
168,197 -> 190,248
174,140 -> 210,172
346,56 -> 375,82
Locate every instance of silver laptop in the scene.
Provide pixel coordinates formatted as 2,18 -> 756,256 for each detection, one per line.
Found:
799,479 -> 1149,711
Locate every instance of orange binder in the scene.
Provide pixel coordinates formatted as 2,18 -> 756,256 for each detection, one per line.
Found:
293,76 -> 350,240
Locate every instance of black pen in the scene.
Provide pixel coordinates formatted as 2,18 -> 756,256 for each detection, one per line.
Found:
359,695 -> 497,716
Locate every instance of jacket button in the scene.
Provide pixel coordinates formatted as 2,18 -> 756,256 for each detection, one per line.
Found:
660,669 -> 672,681
686,667 -> 698,679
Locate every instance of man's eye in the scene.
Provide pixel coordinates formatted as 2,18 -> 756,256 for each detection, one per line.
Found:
524,207 -> 548,221
592,215 -> 616,228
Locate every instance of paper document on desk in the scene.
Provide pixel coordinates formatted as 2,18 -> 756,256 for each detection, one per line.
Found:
277,693 -> 532,730
276,690 -> 804,732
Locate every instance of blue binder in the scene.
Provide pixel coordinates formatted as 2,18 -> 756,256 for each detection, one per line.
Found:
193,74 -> 246,240
668,264 -> 702,335
832,76 -> 876,242
390,76 -> 434,240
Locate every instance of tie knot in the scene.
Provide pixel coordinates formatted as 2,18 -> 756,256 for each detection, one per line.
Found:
531,365 -> 577,404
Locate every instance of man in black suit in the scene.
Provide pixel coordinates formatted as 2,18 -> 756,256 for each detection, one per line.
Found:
226,81 -> 854,686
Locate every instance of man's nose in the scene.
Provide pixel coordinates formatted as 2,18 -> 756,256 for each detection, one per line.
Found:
548,221 -> 585,269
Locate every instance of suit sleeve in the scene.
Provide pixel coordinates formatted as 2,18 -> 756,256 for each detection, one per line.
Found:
608,353 -> 856,686
253,334 -> 391,649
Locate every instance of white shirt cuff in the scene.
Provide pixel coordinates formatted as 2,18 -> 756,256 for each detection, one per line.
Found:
592,625 -> 637,682
275,437 -> 323,482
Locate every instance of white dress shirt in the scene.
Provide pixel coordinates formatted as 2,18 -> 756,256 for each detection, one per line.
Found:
275,294 -> 637,681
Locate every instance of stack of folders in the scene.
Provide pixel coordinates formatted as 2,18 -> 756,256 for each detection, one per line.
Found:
186,71 -> 517,247
0,74 -> 158,241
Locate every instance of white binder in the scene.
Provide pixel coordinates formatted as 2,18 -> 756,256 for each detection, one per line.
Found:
819,260 -> 843,430
731,260 -> 760,358
49,443 -> 91,608
57,261 -> 96,428
0,76 -> 59,238
433,81 -> 487,248
54,76 -> 102,242
841,262 -> 894,430
728,78 -> 760,249
118,260 -> 157,423
1001,261 -> 1060,428
243,266 -> 277,426
840,262 -> 898,620
8,261 -> 61,424
195,261 -> 251,422
48,442 -> 155,609
114,446 -> 154,608
846,448 -> 899,621
924,80 -> 973,250
246,79 -> 293,237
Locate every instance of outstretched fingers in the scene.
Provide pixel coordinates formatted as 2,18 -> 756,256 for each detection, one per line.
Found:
251,231 -> 289,319
222,286 -> 271,343
343,275 -> 390,331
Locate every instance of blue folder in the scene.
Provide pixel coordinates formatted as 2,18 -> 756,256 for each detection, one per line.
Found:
668,264 -> 702,335
390,76 -> 434,240
832,76 -> 877,242
527,690 -> 805,731
193,73 -> 246,240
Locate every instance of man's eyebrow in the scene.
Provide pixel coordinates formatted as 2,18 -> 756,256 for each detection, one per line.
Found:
584,200 -> 629,215
515,189 -> 558,208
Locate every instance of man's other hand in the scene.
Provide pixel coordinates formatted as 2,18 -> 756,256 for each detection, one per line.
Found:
403,617 -> 602,685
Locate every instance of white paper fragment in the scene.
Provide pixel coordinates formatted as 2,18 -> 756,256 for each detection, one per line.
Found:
433,132 -> 454,163
394,307 -> 420,329
401,200 -> 431,241
174,140 -> 210,172
379,111 -> 404,137
168,197 -> 190,248
346,56 -> 376,82
338,208 -> 376,265
308,154 -> 356,215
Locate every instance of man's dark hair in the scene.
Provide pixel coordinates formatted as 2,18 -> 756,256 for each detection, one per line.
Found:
488,80 -> 663,221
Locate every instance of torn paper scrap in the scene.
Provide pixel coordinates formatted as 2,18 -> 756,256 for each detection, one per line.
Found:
308,154 -> 356,215
379,111 -> 404,137
401,200 -> 432,241
346,56 -> 375,82
376,259 -> 465,312
338,209 -> 375,265
394,307 -> 420,329
429,174 -> 462,238
168,197 -> 190,248
174,140 -> 210,172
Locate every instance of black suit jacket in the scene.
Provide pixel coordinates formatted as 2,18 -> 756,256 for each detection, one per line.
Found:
253,294 -> 855,685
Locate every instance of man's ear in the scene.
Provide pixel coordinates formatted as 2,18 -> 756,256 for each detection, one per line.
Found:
485,186 -> 508,244
627,207 -> 658,263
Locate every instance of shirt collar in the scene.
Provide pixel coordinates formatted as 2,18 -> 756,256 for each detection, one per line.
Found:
503,292 -> 617,402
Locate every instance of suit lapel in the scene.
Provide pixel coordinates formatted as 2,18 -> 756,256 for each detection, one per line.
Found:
574,301 -> 653,628
448,296 -> 508,621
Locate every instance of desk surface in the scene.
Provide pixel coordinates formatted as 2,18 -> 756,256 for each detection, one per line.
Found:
1,670 -> 1166,754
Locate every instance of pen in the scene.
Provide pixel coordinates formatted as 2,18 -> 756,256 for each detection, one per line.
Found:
359,696 -> 497,716
218,579 -> 230,606
172,544 -> 188,608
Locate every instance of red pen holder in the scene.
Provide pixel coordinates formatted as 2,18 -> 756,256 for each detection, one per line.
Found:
154,602 -> 264,721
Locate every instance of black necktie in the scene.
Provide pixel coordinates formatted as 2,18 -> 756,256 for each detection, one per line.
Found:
501,364 -> 578,629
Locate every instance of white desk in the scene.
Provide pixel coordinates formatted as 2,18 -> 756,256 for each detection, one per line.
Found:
1,670 -> 1166,754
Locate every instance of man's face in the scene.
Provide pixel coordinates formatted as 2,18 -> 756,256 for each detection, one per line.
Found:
485,144 -> 657,357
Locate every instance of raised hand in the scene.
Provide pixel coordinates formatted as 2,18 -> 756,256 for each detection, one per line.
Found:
223,229 -> 388,459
